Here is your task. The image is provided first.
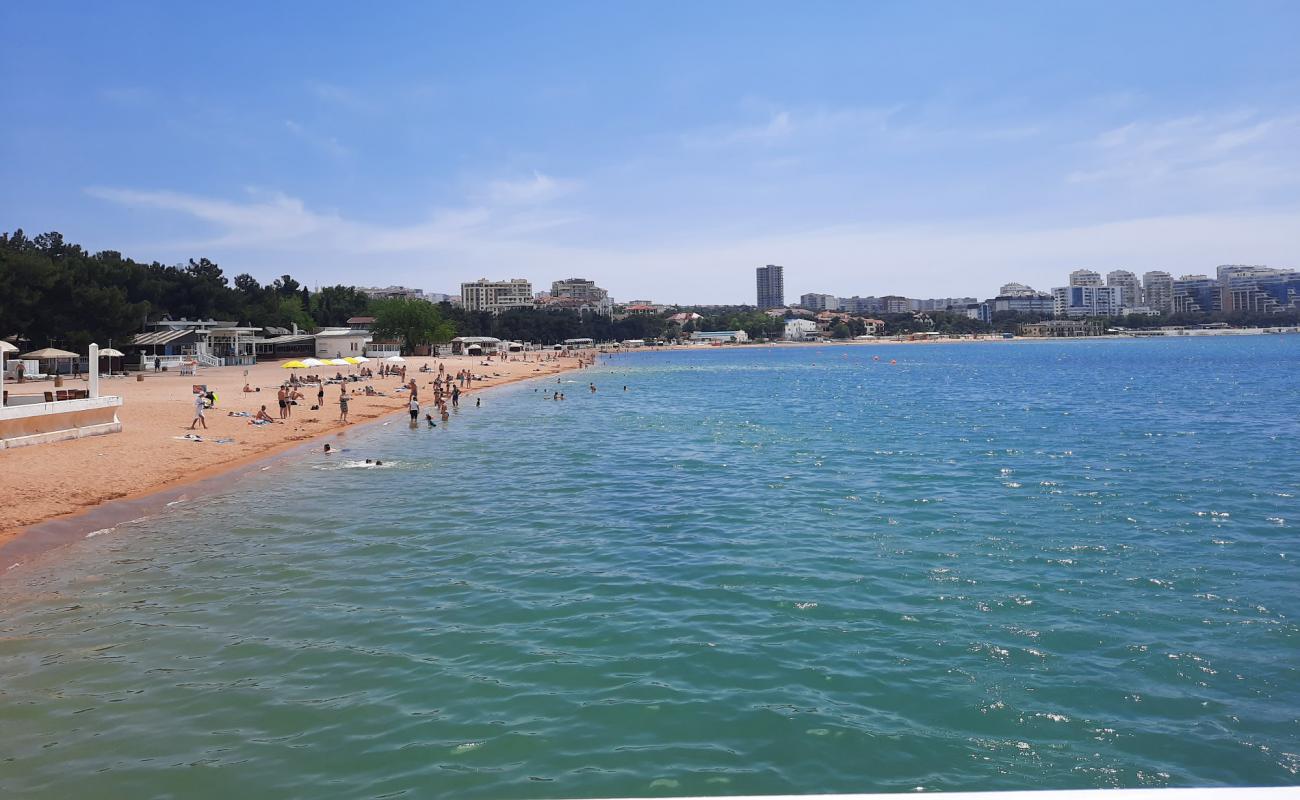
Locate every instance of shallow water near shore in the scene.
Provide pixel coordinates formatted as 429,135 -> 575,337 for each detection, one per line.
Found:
2,337 -> 1299,798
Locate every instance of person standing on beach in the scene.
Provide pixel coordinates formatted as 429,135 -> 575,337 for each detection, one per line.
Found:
154,355 -> 161,373
189,390 -> 207,430
317,384 -> 324,409
339,385 -> 350,423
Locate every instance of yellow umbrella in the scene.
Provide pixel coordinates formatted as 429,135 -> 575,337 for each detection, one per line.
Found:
342,357 -> 361,365
282,360 -> 308,369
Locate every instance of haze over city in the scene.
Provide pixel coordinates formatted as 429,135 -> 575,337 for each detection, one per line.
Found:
2,1 -> 1298,302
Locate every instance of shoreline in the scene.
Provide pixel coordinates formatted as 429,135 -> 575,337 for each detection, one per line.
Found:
0,354 -> 587,573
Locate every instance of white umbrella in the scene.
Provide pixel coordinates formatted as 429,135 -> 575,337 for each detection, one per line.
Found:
0,341 -> 17,353
328,358 -> 350,367
385,355 -> 405,363
302,357 -> 326,368
353,355 -> 370,363
98,348 -> 125,357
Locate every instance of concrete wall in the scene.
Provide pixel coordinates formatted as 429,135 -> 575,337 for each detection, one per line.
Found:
0,396 -> 123,450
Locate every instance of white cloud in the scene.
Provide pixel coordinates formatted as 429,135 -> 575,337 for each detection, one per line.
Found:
1066,111 -> 1300,191
284,119 -> 350,159
482,171 -> 578,205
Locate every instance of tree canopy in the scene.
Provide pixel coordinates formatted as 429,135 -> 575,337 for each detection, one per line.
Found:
371,298 -> 455,353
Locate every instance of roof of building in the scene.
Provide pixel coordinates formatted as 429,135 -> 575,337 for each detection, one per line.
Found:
259,333 -> 316,345
131,329 -> 197,346
346,316 -> 376,324
316,328 -> 372,338
451,336 -> 502,343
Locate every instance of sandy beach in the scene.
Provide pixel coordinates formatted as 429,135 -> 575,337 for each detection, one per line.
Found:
0,353 -> 587,548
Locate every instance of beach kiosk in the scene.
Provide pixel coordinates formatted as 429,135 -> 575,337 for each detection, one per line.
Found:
450,336 -> 502,356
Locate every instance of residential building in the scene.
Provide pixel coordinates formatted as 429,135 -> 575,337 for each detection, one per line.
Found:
839,296 -> 882,314
551,278 -> 613,315
1142,271 -> 1175,314
880,295 -> 913,314
999,282 -> 1039,297
800,293 -> 839,311
668,312 -> 703,324
358,285 -> 426,301
1021,319 -> 1103,337
1052,285 -> 1121,317
1172,275 -> 1220,314
756,265 -> 785,309
1106,270 -> 1142,308
918,297 -> 978,312
784,318 -> 819,341
621,303 -> 662,315
425,292 -> 457,304
460,278 -> 535,314
990,293 -> 1054,315
1218,267 -> 1300,313
1069,269 -> 1104,287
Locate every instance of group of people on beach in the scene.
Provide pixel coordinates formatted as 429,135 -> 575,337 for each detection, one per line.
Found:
185,351 -> 599,436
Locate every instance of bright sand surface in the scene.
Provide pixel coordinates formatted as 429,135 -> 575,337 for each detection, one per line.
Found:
0,353 -> 587,547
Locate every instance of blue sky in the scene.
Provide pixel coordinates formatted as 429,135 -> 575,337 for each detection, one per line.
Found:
3,1 -> 1298,303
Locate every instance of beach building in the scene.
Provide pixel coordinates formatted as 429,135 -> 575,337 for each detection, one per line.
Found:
450,336 -> 503,356
0,343 -> 123,449
128,319 -> 260,369
460,279 -> 534,314
314,328 -> 372,359
692,330 -> 750,343
255,331 -> 316,359
1020,320 -> 1104,337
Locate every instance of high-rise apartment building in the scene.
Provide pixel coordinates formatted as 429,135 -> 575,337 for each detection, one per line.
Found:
1069,269 -> 1104,287
460,278 -> 535,314
1106,270 -> 1142,308
1142,271 -> 1175,314
1052,285 -> 1121,317
1216,266 -> 1300,313
756,265 -> 785,309
1172,275 -> 1220,314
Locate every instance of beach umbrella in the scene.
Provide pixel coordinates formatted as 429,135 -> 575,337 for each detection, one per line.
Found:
302,357 -> 326,368
342,357 -> 361,365
98,348 -> 125,357
21,347 -> 79,375
353,355 -> 370,363
0,341 -> 17,353
21,347 -> 78,359
385,355 -> 405,363
282,360 -> 308,369
328,358 -> 350,366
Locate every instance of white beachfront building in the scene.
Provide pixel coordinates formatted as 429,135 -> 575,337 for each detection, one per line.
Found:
784,318 -> 819,341
692,330 -> 750,343
314,328 -> 372,359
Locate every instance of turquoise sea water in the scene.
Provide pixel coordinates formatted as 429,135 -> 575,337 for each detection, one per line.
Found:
2,337 -> 1299,798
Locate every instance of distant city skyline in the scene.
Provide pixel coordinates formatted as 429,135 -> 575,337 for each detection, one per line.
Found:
3,3 -> 1299,302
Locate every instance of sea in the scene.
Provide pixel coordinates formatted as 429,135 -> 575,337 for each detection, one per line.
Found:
2,336 -> 1298,799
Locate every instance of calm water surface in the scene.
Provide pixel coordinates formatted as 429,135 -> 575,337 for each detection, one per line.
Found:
2,337 -> 1299,798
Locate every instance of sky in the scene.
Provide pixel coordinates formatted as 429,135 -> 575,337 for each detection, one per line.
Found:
3,1 -> 1299,304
